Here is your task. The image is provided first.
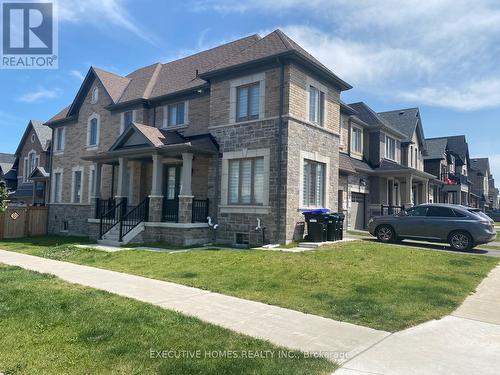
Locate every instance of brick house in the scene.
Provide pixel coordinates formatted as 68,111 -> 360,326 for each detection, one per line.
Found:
45,30 -> 352,246
469,158 -> 493,211
338,103 -> 435,230
9,120 -> 52,205
424,135 -> 473,206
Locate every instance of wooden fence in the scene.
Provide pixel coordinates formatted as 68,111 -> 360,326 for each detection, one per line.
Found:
0,206 -> 48,239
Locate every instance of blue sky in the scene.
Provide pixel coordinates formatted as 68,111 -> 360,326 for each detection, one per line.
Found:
1,0 -> 499,179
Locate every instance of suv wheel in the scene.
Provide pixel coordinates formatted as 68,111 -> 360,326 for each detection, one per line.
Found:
376,225 -> 395,243
449,231 -> 473,251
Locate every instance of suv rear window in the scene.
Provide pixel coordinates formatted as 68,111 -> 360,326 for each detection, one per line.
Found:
427,206 -> 455,217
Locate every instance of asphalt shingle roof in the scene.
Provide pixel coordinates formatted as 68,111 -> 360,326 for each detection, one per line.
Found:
470,158 -> 490,174
377,108 -> 420,142
425,135 -> 469,165
347,102 -> 405,137
424,138 -> 448,160
31,120 -> 52,151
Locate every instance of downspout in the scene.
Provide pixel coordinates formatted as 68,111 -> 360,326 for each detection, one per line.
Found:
276,59 -> 285,244
47,127 -> 54,230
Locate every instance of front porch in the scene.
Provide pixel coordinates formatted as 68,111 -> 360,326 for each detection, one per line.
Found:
84,123 -> 218,245
369,168 -> 435,217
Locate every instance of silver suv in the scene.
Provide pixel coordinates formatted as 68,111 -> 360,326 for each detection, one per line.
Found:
368,204 -> 497,251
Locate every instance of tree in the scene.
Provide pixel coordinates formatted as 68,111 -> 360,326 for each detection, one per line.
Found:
0,184 -> 8,213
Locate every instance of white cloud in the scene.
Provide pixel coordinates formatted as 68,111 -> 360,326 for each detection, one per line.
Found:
58,0 -> 159,45
69,70 -> 85,81
199,0 -> 500,111
18,88 -> 61,103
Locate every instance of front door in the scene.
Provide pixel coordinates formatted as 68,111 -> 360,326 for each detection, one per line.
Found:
163,165 -> 181,222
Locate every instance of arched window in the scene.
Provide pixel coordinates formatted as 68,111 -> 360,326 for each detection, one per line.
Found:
91,87 -> 99,103
87,113 -> 100,147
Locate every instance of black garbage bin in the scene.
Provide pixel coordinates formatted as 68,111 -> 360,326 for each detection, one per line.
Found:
325,213 -> 340,241
302,209 -> 329,242
336,213 -> 345,240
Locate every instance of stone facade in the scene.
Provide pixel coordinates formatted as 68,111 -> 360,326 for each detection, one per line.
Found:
48,60 -> 344,245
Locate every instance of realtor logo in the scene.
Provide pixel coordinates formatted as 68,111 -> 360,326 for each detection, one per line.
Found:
1,0 -> 58,69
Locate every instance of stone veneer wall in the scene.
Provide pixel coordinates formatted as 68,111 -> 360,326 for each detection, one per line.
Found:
285,118 -> 340,241
49,204 -> 91,236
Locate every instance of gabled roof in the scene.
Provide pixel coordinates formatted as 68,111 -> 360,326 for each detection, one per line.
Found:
0,152 -> 16,173
426,135 -> 469,165
29,166 -> 49,180
377,108 -> 425,147
107,123 -> 219,155
15,120 -> 52,156
201,29 -> 351,90
470,158 -> 490,174
424,138 -> 448,160
347,102 -> 406,138
48,30 -> 353,125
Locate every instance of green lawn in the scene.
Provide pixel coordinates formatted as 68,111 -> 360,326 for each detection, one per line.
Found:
0,265 -> 334,375
0,236 -> 498,331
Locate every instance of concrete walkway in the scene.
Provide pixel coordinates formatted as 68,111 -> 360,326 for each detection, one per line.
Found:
0,249 -> 388,363
336,265 -> 500,374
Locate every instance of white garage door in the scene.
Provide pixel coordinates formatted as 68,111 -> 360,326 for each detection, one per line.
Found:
351,192 -> 366,230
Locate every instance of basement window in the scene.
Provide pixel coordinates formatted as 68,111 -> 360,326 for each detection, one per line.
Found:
61,221 -> 69,232
235,233 -> 249,246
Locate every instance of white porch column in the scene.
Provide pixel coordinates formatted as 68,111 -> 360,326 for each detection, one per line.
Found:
422,180 -> 429,203
93,162 -> 102,199
403,175 -> 413,207
116,157 -> 128,198
151,154 -> 163,196
180,152 -> 193,196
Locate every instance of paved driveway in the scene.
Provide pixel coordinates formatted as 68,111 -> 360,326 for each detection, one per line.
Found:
335,265 -> 500,374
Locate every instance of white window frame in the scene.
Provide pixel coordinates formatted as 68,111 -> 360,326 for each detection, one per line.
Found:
299,151 -> 330,210
229,73 -> 266,124
163,101 -> 189,128
305,76 -> 328,127
120,110 -> 136,134
24,150 -> 39,182
91,87 -> 99,104
221,148 -> 270,214
51,168 -> 63,203
351,125 -> 363,154
71,166 -> 84,204
385,135 -> 397,161
87,113 -> 100,149
54,127 -> 65,154
30,133 -> 35,143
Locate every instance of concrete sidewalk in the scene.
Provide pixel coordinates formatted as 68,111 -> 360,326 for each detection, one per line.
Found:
0,249 -> 388,363
336,265 -> 500,374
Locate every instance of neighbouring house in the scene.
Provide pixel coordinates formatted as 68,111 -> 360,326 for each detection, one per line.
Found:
10,120 -> 52,205
469,158 -> 493,211
337,103 -> 435,229
45,29 -> 352,246
424,135 -> 472,206
0,153 -> 17,192
488,176 -> 499,210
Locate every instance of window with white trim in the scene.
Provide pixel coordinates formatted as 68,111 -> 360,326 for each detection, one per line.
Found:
24,151 -> 39,182
228,157 -> 264,205
236,82 -> 260,122
121,110 -> 135,133
91,87 -> 98,103
87,114 -> 100,147
351,127 -> 362,153
385,135 -> 396,161
165,102 -> 186,127
302,159 -> 326,207
309,85 -> 325,126
72,169 -> 83,203
88,166 -> 95,202
53,171 -> 63,203
55,127 -> 65,152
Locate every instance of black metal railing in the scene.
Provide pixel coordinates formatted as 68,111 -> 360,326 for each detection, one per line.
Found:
163,199 -> 179,222
95,198 -> 116,219
119,197 -> 149,242
99,197 -> 127,239
381,204 -> 405,216
440,172 -> 469,185
192,199 -> 209,223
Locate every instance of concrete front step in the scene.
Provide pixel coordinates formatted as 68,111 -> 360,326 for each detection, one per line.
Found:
97,239 -> 123,247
